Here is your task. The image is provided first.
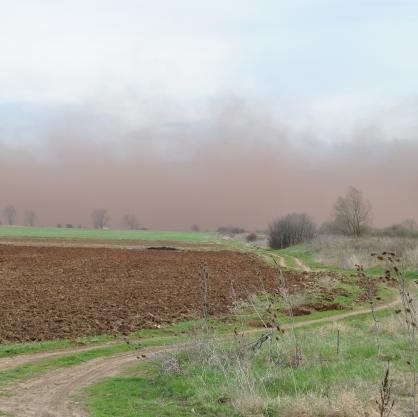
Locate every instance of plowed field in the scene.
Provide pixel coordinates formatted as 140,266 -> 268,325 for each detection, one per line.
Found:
0,245 -> 335,342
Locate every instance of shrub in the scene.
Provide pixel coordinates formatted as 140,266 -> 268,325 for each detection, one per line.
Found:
380,220 -> 418,238
217,226 -> 246,235
246,232 -> 257,242
268,213 -> 316,249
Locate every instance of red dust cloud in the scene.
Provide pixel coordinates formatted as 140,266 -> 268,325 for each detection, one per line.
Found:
0,104 -> 417,230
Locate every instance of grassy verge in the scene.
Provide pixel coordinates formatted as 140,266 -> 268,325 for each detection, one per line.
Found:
84,309 -> 414,417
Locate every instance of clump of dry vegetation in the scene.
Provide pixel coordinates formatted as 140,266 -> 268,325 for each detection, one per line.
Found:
309,234 -> 418,269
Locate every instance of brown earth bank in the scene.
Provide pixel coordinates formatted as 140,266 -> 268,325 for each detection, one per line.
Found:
0,245 -> 347,343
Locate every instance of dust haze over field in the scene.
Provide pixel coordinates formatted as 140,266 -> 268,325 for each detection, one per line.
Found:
1,98 -> 417,230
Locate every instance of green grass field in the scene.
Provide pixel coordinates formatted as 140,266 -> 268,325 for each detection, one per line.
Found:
0,226 -> 219,243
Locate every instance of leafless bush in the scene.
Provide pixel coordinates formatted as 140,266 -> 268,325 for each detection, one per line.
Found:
331,186 -> 372,237
381,219 -> 418,238
246,232 -> 257,242
268,213 -> 316,249
217,226 -> 246,235
3,204 -> 17,225
91,209 -> 109,229
23,209 -> 36,227
122,213 -> 140,230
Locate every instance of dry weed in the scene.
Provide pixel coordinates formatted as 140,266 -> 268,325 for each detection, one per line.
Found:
278,391 -> 378,417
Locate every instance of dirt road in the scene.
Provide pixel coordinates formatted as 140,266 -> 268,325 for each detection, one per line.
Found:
291,256 -> 311,272
0,342 -> 119,372
0,298 -> 400,417
0,345 -> 176,417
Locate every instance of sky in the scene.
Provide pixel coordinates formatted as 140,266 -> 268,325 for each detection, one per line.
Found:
0,1 -> 418,229
2,0 -> 418,128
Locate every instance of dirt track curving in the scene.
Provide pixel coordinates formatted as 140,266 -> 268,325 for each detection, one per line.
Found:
0,342 -> 118,372
0,298 -> 400,417
0,345 -> 175,417
291,256 -> 311,272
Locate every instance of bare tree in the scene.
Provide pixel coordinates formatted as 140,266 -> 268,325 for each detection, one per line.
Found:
122,213 -> 139,230
91,209 -> 109,229
269,213 -> 316,249
333,186 -> 372,237
191,224 -> 200,232
24,209 -> 36,227
3,205 -> 17,225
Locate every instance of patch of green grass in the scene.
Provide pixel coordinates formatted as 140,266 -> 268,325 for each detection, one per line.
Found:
86,362 -> 236,417
404,270 -> 418,281
0,226 -> 219,243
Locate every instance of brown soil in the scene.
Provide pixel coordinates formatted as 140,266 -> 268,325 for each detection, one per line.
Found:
279,302 -> 347,317
0,245 -> 335,343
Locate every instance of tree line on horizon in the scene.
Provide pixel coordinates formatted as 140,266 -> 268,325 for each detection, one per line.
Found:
0,206 -> 143,231
1,187 -> 416,240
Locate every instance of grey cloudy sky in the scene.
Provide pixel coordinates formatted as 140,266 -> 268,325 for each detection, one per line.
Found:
1,0 -> 418,142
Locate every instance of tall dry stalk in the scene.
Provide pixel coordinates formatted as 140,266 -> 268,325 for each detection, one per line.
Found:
356,263 -> 381,356
375,252 -> 417,417
376,364 -> 395,417
199,264 -> 210,333
271,256 -> 302,368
